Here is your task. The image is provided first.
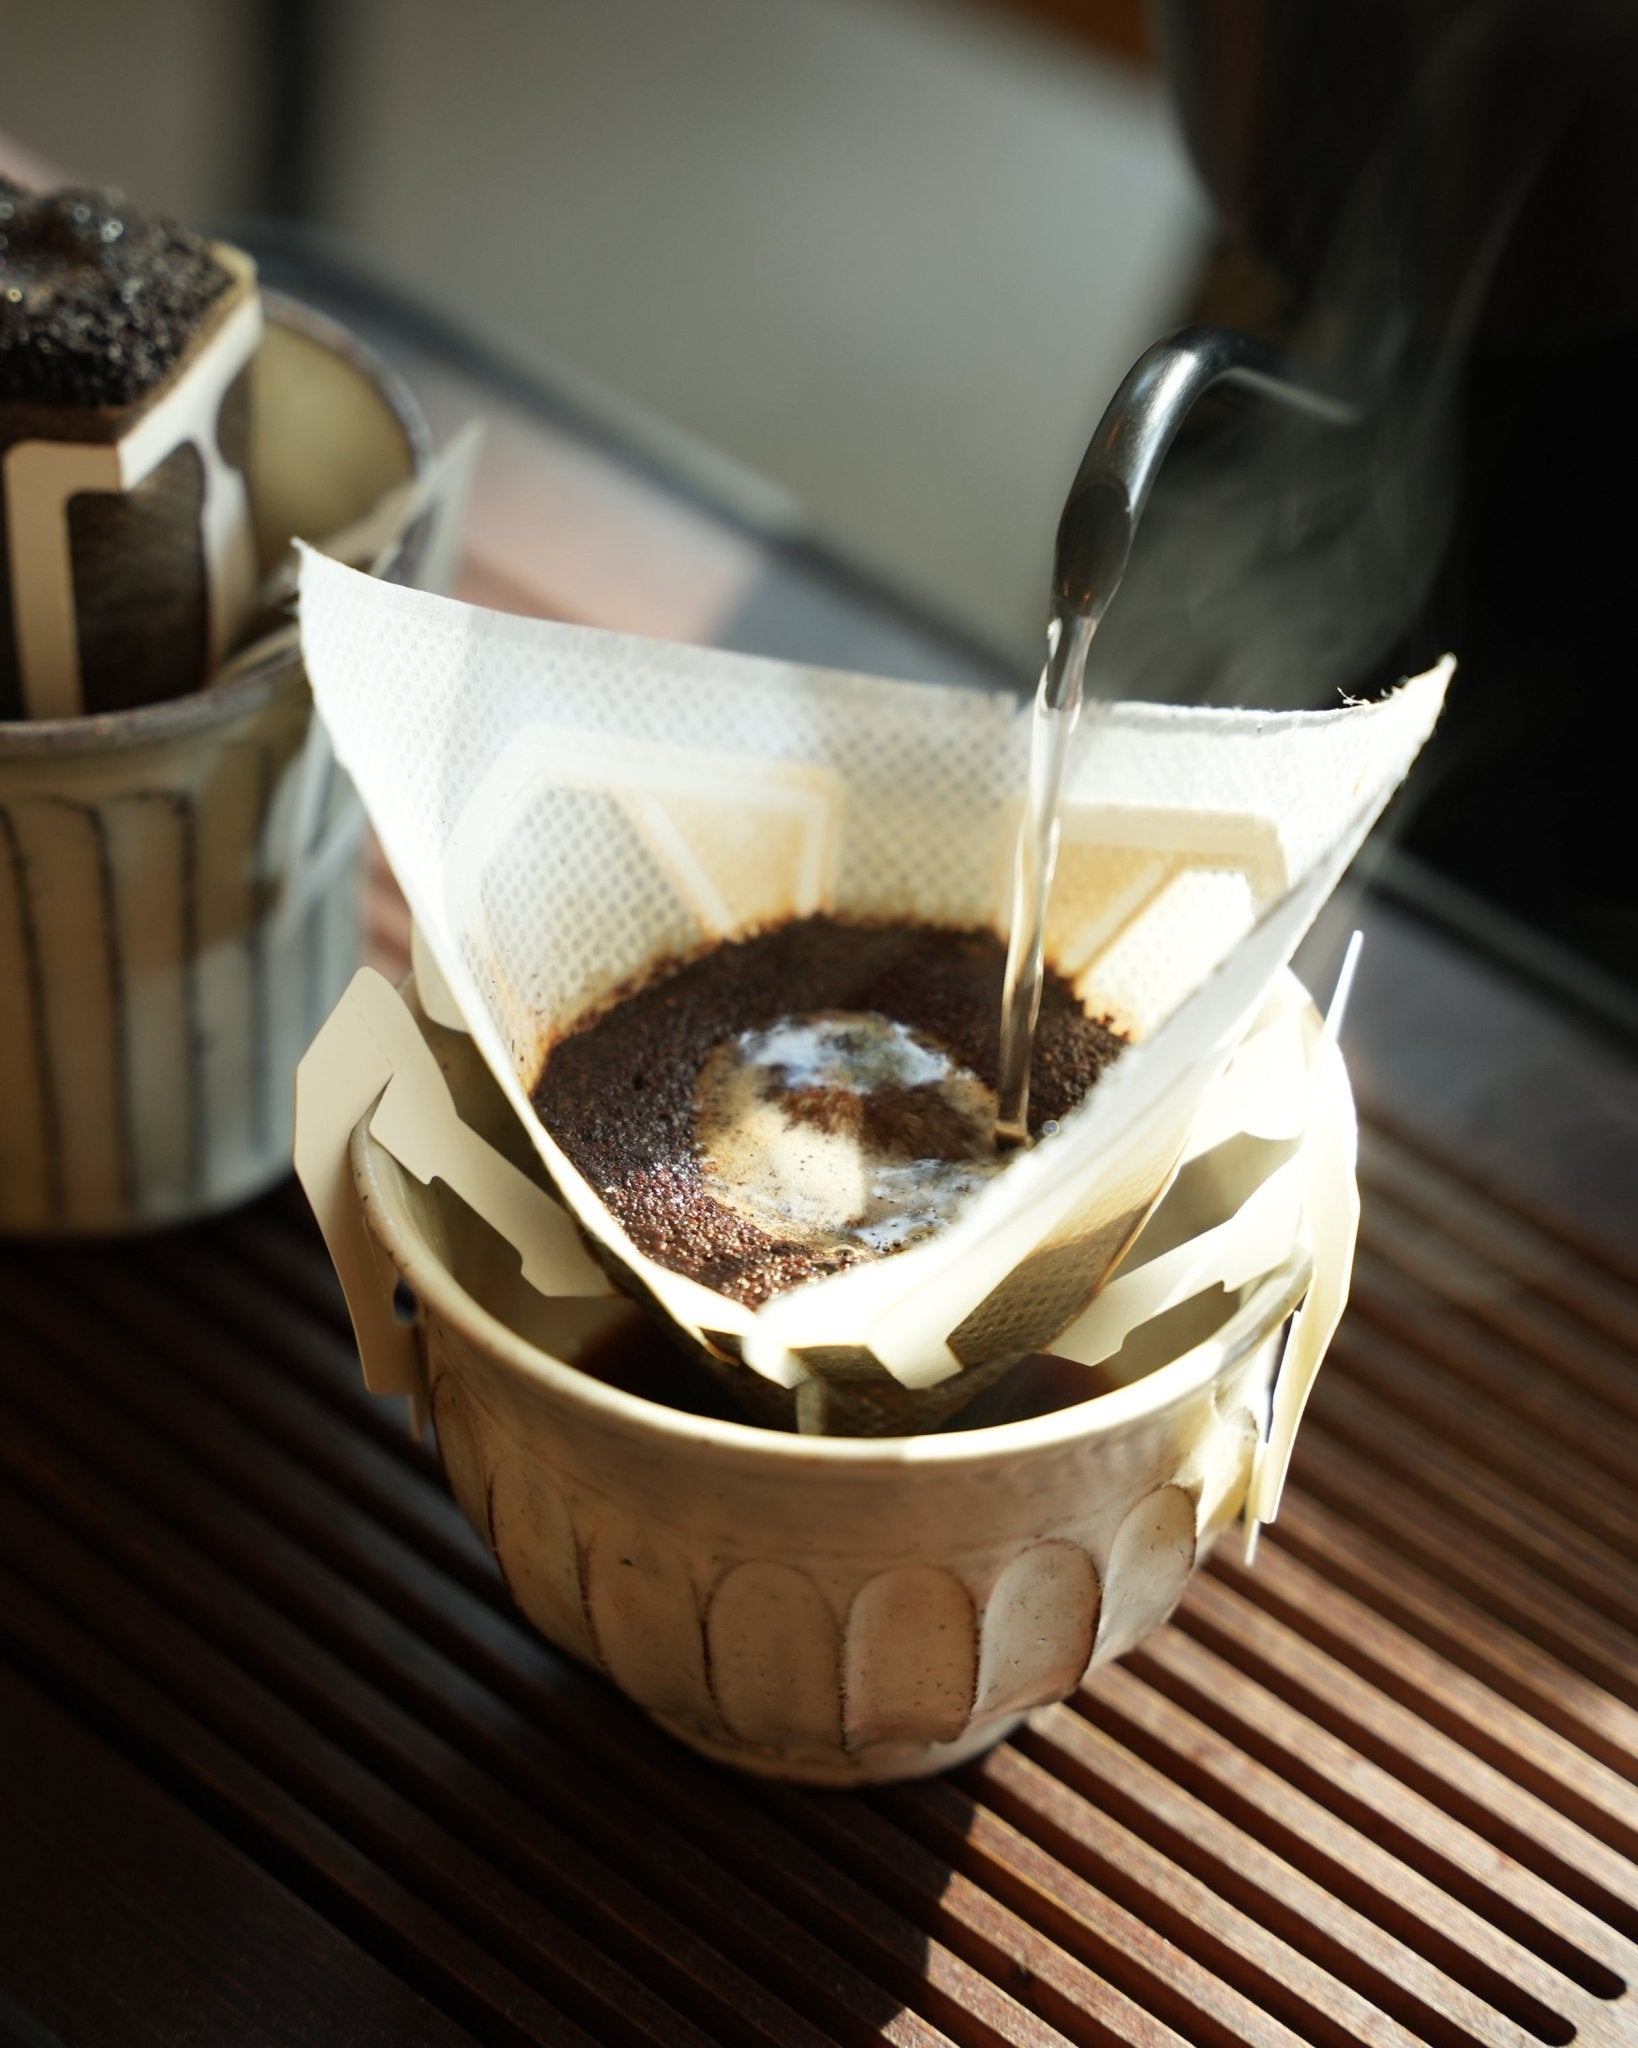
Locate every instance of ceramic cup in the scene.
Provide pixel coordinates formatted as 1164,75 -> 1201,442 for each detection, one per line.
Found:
0,295 -> 430,1234
339,979 -> 1348,1785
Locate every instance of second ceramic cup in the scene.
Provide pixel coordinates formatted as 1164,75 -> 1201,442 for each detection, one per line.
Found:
0,295 -> 431,1234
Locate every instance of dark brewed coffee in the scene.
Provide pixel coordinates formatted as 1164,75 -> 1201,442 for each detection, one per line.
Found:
567,1297 -> 1116,1431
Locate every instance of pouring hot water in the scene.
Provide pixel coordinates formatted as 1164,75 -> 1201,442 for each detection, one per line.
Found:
296,364 -> 1445,1434
996,327 -> 1361,1144
661,328 -> 1362,1272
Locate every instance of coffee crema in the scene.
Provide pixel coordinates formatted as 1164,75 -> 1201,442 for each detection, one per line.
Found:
533,915 -> 1125,1308
695,1010 -> 1004,1256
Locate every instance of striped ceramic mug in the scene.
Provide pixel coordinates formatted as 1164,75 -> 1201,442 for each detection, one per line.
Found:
0,296 -> 430,1234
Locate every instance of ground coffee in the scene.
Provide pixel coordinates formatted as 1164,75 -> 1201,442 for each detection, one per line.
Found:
534,915 -> 1124,1307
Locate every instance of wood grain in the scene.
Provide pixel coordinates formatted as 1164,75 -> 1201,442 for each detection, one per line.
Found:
1,859 -> 1634,2043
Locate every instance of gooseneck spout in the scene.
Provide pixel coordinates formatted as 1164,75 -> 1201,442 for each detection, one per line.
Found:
1048,326 -> 1360,684
996,328 -> 1359,1142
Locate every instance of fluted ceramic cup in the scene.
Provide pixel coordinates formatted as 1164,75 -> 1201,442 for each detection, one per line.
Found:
0,296 -> 429,1233
344,984 -> 1341,1784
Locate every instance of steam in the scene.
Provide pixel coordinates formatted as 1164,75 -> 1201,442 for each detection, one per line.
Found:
1093,0 -> 1568,718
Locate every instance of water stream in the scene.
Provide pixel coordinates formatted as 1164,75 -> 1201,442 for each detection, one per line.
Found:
995,608 -> 1097,1144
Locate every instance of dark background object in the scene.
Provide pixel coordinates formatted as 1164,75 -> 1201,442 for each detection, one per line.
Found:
1152,0 -> 1638,1012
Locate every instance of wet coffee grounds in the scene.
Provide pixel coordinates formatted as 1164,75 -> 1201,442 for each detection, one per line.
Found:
532,915 -> 1125,1307
0,178 -> 232,410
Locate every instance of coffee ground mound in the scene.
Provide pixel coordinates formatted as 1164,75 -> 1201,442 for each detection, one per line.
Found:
0,177 -> 231,410
533,915 -> 1125,1307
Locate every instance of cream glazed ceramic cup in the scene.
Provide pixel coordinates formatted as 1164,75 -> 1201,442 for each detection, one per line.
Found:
0,296 -> 430,1233
341,981 -> 1347,1785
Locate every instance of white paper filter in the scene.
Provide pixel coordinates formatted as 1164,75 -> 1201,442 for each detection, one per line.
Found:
297,548 -> 1445,1422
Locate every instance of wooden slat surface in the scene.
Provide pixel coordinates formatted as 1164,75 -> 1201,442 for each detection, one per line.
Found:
1,870 -> 1634,2045
0,1664 -> 478,2048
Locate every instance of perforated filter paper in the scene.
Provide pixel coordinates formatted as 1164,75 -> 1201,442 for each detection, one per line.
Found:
297,548 -> 1445,1418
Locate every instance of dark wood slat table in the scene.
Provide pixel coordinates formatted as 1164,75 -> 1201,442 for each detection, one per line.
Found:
4,236 -> 1637,2047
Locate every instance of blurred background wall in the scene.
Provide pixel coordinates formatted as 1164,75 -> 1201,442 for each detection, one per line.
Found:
5,0 -> 1633,1017
0,0 -> 1206,660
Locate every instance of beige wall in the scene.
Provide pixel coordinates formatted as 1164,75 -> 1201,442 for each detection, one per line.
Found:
2,0 -> 1205,655
0,0 -> 259,217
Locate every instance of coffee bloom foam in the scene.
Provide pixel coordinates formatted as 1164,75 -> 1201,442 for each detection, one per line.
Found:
695,1011 -> 1006,1257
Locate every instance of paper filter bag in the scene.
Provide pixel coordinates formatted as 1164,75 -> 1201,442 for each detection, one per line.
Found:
297,548 -> 1445,1429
